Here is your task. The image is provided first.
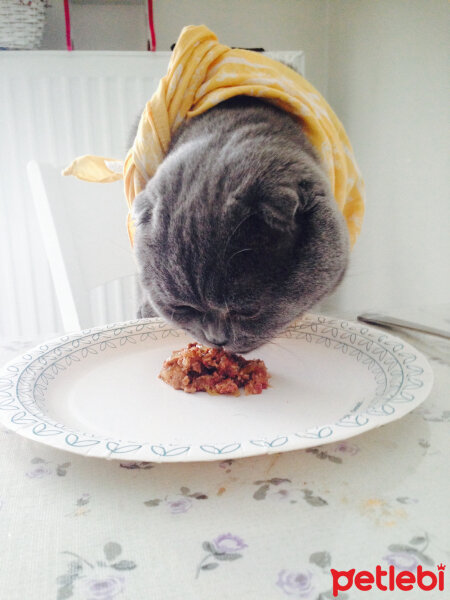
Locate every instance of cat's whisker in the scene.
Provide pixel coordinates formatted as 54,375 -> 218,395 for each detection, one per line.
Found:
222,294 -> 238,346
222,210 -> 262,261
229,317 -> 238,346
267,340 -> 298,357
232,325 -> 237,346
341,270 -> 371,279
225,248 -> 252,270
252,336 -> 299,358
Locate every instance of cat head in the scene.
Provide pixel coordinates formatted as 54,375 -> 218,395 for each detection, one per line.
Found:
132,138 -> 349,353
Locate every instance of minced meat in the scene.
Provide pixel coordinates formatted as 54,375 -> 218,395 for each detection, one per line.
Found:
159,343 -> 270,395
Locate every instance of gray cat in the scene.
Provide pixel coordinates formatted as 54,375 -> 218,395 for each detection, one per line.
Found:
131,95 -> 349,353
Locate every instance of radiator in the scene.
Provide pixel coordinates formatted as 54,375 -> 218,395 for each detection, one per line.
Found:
0,50 -> 304,339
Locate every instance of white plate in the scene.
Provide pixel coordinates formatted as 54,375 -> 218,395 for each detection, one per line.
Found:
0,314 -> 433,462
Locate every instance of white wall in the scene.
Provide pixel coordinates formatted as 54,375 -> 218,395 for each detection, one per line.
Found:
41,0 -> 329,93
320,0 -> 450,315
41,3 -> 149,52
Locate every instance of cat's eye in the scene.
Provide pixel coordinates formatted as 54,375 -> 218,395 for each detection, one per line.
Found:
228,307 -> 261,319
170,304 -> 200,316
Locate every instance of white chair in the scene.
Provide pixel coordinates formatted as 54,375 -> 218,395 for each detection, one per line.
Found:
27,161 -> 139,332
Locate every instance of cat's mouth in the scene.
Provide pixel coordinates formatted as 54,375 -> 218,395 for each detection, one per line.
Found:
200,338 -> 263,355
182,329 -> 261,355
226,342 -> 263,354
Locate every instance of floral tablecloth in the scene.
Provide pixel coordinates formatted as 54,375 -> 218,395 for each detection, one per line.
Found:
0,317 -> 449,600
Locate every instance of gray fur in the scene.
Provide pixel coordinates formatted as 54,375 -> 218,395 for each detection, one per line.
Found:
132,95 -> 349,352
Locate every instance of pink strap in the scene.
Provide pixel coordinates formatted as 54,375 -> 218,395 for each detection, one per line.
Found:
147,0 -> 156,51
64,0 -> 73,51
63,0 -> 154,52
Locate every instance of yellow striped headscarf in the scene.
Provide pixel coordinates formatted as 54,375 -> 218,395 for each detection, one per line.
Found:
63,24 -> 365,247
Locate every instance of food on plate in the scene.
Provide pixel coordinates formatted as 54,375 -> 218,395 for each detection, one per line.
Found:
159,343 -> 270,395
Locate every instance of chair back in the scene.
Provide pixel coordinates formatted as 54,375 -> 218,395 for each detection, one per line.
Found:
27,160 -> 138,331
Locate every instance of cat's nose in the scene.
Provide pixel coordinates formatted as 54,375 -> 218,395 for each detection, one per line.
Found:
202,315 -> 229,347
204,333 -> 229,347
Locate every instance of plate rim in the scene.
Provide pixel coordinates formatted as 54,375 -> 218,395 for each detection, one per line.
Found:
0,314 -> 434,462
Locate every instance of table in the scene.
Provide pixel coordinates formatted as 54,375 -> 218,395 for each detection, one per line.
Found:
0,316 -> 448,600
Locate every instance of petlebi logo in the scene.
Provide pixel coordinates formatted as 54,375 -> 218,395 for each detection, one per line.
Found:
331,563 -> 445,596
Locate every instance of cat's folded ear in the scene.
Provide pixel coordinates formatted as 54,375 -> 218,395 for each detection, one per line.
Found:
260,186 -> 300,231
227,185 -> 300,231
131,189 -> 155,227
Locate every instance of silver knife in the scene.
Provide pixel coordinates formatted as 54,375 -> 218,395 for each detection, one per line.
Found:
357,313 -> 450,340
